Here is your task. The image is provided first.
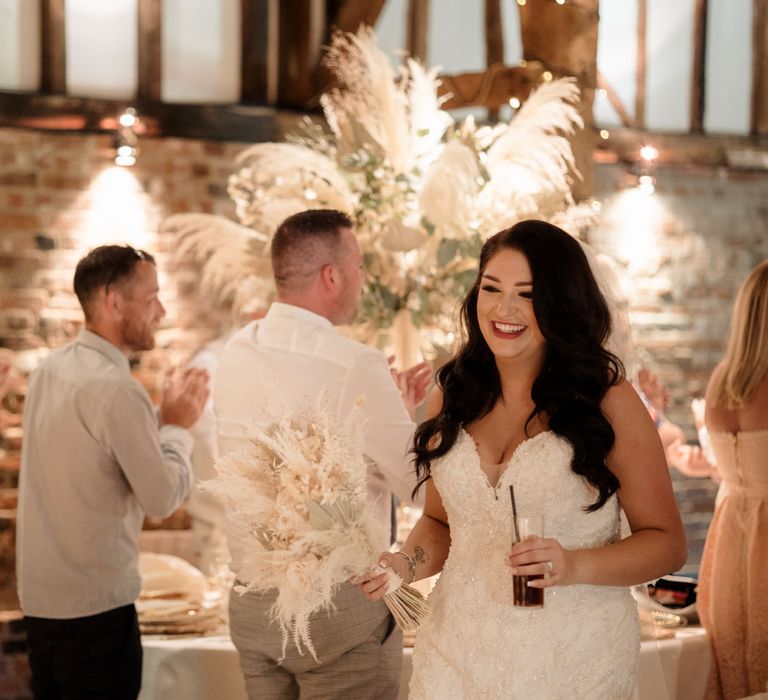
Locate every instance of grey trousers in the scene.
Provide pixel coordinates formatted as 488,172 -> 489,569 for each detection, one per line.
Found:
228,582 -> 403,700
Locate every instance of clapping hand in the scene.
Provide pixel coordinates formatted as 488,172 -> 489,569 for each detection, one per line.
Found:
0,360 -> 11,403
160,367 -> 210,429
691,398 -> 706,431
637,367 -> 670,415
665,440 -> 715,478
388,357 -> 432,420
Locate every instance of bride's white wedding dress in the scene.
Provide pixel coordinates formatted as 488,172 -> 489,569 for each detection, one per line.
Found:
409,429 -> 640,699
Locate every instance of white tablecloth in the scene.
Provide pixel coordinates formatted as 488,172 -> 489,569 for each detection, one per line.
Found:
140,626 -> 710,700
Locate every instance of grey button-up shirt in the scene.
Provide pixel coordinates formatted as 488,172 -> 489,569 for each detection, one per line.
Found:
17,329 -> 193,618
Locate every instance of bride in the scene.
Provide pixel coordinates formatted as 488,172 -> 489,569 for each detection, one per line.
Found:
359,220 -> 686,699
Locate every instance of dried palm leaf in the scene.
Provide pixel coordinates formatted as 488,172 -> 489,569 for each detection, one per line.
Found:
161,213 -> 272,311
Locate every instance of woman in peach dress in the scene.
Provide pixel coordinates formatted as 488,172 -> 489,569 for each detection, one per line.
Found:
699,259 -> 768,700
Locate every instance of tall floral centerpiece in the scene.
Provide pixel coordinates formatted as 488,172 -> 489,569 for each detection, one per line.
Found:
163,28 -> 594,363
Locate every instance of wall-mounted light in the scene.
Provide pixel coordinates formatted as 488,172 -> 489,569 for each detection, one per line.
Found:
114,107 -> 139,166
638,174 -> 655,195
639,144 -> 658,162
633,143 -> 659,194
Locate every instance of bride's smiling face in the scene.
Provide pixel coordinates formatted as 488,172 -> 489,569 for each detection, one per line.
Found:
476,247 -> 546,365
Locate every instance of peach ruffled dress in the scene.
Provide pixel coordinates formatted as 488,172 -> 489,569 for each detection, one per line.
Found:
698,430 -> 768,700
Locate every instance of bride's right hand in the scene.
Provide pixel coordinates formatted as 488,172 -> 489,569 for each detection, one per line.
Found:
355,552 -> 407,601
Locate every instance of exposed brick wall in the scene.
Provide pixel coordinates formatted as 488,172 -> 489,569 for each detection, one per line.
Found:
590,162 -> 768,574
0,128 -> 244,357
0,128 -> 247,622
0,129 -> 766,620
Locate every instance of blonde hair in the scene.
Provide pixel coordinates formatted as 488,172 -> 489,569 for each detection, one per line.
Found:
713,259 -> 768,408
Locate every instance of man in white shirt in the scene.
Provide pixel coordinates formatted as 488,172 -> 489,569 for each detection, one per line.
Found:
186,332 -> 235,575
17,245 -> 209,699
215,209 -> 430,700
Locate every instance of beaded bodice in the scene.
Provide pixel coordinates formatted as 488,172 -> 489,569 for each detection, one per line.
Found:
409,430 -> 639,699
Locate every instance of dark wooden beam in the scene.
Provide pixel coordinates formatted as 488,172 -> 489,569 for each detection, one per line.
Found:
596,125 -> 768,168
0,92 -> 278,143
752,0 -> 768,134
241,0 -> 272,102
635,0 -> 647,128
138,0 -> 163,102
518,0 -> 599,200
406,0 -> 429,63
328,0 -> 387,33
437,62 -> 548,110
277,0 -> 327,107
311,0 -> 388,99
40,0 -> 66,94
485,0 -> 504,122
690,0 -> 708,133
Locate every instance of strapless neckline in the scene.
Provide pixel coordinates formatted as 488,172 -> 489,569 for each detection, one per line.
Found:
410,423 -> 638,699
460,427 -> 555,491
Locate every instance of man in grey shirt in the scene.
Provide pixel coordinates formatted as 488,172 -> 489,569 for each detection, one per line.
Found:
17,245 -> 209,699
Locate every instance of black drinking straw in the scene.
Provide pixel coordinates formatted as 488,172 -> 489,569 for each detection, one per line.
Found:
510,485 -> 521,543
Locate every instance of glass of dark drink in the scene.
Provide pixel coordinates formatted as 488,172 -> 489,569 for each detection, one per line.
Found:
512,515 -> 545,608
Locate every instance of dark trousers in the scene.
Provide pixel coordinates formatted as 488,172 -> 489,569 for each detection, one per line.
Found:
24,604 -> 142,700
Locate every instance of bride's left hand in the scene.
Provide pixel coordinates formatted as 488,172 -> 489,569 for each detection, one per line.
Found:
507,537 -> 571,588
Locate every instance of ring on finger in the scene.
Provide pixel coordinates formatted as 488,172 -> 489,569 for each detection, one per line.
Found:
545,560 -> 554,576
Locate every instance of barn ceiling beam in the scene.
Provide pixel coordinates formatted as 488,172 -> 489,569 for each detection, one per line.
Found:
40,0 -> 66,95
138,0 -> 163,102
437,62 -> 548,110
406,0 -> 429,63
635,0 -> 647,128
328,0 -> 388,33
517,0 -> 599,199
484,0 -> 504,122
690,0 -> 708,133
241,0 -> 274,103
751,0 -> 768,134
0,92 -> 277,142
598,126 -> 768,168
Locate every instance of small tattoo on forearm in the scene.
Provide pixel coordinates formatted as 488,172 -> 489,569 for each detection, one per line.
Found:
414,546 -> 427,564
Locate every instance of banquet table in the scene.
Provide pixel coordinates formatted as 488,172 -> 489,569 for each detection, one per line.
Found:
139,625 -> 710,700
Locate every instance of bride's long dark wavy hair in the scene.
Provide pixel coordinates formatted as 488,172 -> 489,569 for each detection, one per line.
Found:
413,220 -> 624,512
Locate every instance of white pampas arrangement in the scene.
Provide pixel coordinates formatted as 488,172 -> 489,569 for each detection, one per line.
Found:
204,398 -> 428,660
162,27 -> 594,344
